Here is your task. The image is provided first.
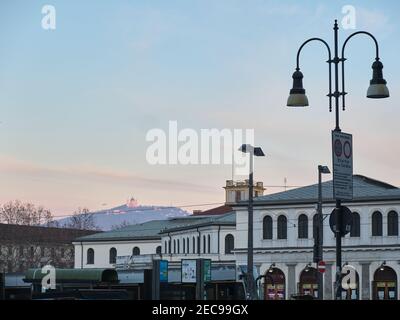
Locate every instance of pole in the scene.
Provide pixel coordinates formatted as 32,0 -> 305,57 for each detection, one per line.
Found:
333,19 -> 343,300
196,259 -> 205,300
151,260 -> 160,300
0,270 -> 5,300
247,152 -> 255,300
317,167 -> 324,300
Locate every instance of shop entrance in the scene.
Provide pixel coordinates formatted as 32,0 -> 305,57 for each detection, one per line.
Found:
298,267 -> 318,298
373,266 -> 397,300
264,268 -> 286,300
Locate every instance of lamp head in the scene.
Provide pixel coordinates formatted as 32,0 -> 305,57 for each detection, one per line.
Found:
287,69 -> 309,107
367,59 -> 389,99
238,144 -> 265,157
318,165 -> 331,174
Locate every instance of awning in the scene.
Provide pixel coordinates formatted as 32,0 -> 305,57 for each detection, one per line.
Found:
24,268 -> 119,284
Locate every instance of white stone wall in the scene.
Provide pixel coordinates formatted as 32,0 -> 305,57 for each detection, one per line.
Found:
234,200 -> 400,299
160,225 -> 236,262
235,201 -> 400,250
73,225 -> 236,268
73,239 -> 161,269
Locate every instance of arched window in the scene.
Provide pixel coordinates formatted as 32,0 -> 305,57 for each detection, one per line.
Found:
164,241 -> 168,254
192,237 -> 196,253
177,239 -> 180,254
183,238 -> 186,253
263,216 -> 273,239
173,240 -> 176,253
372,211 -> 383,236
203,235 -> 206,254
298,214 -> 308,239
225,234 -> 234,254
187,238 -> 189,253
168,240 -> 171,254
87,248 -> 94,265
388,211 -> 398,236
156,246 -> 162,255
350,212 -> 361,237
277,215 -> 287,239
132,247 -> 140,256
197,236 -> 200,253
207,235 -> 211,253
109,247 -> 117,264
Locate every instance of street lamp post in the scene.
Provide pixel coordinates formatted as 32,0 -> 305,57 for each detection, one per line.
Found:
287,20 -> 389,300
239,144 -> 265,300
314,165 -> 330,300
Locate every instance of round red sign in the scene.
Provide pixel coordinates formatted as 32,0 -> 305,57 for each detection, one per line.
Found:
317,261 -> 326,273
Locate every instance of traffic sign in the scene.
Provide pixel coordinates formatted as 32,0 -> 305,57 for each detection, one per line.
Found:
332,131 -> 353,200
317,261 -> 326,273
329,206 -> 353,237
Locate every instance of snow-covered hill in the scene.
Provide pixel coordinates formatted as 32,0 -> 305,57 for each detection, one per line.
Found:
57,198 -> 190,231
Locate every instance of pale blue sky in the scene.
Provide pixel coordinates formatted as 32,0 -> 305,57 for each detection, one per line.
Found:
0,1 -> 399,215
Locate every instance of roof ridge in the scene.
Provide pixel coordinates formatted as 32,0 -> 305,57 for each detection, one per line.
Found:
353,174 -> 398,189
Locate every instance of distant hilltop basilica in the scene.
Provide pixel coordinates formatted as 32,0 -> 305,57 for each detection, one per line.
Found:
126,197 -> 139,208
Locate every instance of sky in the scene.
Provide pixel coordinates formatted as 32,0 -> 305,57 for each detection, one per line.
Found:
0,0 -> 399,216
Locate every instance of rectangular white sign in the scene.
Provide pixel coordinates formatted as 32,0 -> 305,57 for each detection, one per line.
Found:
181,259 -> 197,283
332,131 -> 353,200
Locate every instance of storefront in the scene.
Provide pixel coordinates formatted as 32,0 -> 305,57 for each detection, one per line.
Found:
373,266 -> 397,300
298,267 -> 318,298
264,268 -> 285,300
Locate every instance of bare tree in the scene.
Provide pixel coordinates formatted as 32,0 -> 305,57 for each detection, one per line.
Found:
64,207 -> 99,230
110,220 -> 132,231
0,200 -> 55,226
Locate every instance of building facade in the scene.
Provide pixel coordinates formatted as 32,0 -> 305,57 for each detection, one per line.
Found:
0,223 -> 98,273
234,175 -> 400,300
72,175 -> 400,300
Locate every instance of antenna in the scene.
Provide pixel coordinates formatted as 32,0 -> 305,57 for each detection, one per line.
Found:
232,143 -> 234,181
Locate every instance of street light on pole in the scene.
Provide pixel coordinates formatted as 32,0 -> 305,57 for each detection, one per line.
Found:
239,144 -> 265,300
287,20 -> 389,300
314,165 -> 330,300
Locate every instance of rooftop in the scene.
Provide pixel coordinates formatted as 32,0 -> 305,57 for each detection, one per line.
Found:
192,205 -> 233,216
248,175 -> 400,205
75,212 -> 235,242
0,223 -> 99,243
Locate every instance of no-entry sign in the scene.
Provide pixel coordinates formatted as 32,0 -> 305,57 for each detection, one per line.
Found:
317,261 -> 326,273
332,131 -> 353,200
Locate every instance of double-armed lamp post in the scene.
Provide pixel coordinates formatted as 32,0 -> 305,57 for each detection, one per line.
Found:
287,20 -> 389,299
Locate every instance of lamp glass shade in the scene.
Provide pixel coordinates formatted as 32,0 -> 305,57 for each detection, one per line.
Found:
367,83 -> 389,99
287,93 -> 309,107
367,59 -> 389,99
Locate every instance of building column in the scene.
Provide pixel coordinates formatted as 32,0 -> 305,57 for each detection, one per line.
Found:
286,263 -> 297,299
360,261 -> 371,300
324,262 -> 333,300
